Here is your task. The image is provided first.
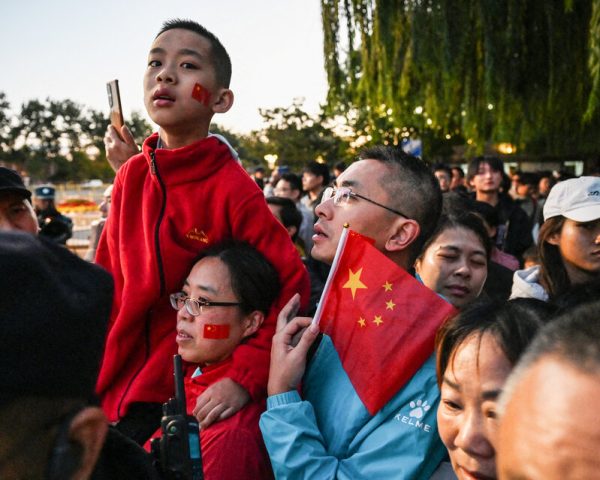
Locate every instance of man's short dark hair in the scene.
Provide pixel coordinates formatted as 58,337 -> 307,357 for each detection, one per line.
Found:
466,156 -> 505,183
432,163 -> 452,179
157,19 -> 232,88
334,161 -> 347,173
500,299 -> 600,414
517,172 -> 539,187
279,173 -> 302,193
266,196 -> 303,242
451,166 -> 465,178
303,161 -> 330,187
358,145 -> 443,261
518,300 -> 600,374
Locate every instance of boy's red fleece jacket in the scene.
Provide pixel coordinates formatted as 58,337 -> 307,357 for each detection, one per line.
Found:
95,133 -> 309,421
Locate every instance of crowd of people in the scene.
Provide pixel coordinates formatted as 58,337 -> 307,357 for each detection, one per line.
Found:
0,18 -> 599,480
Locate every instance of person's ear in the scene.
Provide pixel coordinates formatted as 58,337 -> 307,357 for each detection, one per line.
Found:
386,218 -> 420,253
242,311 -> 265,339
212,88 -> 234,114
68,407 -> 108,480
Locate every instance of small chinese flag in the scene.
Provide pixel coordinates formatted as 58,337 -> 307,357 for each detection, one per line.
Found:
314,229 -> 457,415
203,324 -> 230,339
192,83 -> 210,106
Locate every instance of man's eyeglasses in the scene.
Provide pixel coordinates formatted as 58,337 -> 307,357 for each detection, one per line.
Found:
320,186 -> 408,218
169,292 -> 241,316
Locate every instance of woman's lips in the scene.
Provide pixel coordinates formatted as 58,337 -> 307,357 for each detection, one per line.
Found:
176,330 -> 193,343
446,285 -> 470,297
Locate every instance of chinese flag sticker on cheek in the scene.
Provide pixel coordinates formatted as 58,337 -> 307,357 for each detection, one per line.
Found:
192,83 -> 211,106
203,324 -> 230,339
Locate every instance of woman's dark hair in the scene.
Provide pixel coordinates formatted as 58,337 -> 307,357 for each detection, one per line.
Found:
418,212 -> 492,262
553,276 -> 600,312
537,216 -> 570,298
194,241 -> 281,316
435,298 -> 556,386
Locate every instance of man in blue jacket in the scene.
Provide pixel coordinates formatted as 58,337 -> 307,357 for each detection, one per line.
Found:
260,145 -> 446,479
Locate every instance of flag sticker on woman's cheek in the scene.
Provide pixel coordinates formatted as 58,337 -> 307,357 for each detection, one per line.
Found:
204,324 -> 230,339
192,83 -> 211,106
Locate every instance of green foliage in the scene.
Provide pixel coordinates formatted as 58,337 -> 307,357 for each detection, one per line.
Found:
585,0 -> 600,122
321,0 -> 600,157
0,93 -> 151,182
214,99 -> 352,172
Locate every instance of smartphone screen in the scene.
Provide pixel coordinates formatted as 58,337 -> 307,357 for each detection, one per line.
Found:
106,79 -> 124,132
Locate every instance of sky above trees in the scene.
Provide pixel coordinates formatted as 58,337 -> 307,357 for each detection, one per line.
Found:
1,0 -> 328,135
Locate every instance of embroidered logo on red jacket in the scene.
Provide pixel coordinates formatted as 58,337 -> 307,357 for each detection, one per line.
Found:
186,228 -> 209,243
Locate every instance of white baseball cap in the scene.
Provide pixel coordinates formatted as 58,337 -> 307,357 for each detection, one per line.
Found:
543,176 -> 600,222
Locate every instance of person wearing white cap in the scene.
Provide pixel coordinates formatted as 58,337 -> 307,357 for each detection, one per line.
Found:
510,176 -> 600,301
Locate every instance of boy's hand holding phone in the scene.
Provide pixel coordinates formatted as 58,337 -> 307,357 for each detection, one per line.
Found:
104,124 -> 139,172
105,79 -> 139,172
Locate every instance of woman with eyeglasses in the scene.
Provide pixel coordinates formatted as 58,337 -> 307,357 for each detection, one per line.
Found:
415,213 -> 491,309
149,241 -> 280,480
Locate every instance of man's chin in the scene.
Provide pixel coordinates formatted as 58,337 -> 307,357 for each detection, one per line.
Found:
310,245 -> 334,265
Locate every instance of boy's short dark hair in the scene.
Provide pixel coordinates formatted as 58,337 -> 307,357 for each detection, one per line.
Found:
303,161 -> 330,187
157,19 -> 232,88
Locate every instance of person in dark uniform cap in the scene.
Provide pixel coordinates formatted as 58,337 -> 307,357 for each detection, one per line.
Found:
0,167 -> 39,235
33,184 -> 73,244
0,231 -> 162,479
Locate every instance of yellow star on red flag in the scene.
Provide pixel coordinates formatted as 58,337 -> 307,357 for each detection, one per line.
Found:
343,268 -> 368,300
373,315 -> 383,326
357,317 -> 367,328
383,281 -> 393,292
386,300 -> 396,311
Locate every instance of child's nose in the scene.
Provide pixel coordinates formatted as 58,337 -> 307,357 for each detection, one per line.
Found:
156,64 -> 176,84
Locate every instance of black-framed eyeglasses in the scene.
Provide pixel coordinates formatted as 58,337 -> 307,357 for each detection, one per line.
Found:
320,186 -> 409,218
169,292 -> 241,316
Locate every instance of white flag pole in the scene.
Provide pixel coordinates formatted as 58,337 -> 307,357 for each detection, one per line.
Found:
312,225 -> 350,326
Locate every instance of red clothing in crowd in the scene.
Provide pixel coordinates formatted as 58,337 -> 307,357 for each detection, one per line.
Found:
147,359 -> 274,480
96,133 -> 309,421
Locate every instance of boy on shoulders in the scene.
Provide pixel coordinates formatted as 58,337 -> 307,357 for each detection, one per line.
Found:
96,19 -> 309,443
